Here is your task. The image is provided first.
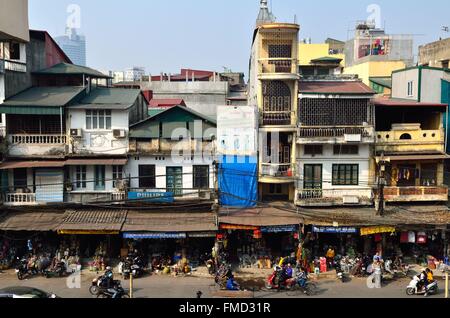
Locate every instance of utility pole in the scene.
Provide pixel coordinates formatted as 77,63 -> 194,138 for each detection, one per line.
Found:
376,154 -> 389,216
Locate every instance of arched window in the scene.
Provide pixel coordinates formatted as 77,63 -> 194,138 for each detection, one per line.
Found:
262,81 -> 291,112
400,133 -> 412,140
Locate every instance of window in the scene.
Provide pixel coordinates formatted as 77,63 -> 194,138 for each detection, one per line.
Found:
139,165 -> 156,188
333,145 -> 359,155
304,165 -> 322,190
332,164 -> 359,186
304,145 -> 323,156
9,41 -> 21,60
407,81 -> 414,97
112,166 -> 124,188
86,110 -> 112,130
13,168 -> 27,190
193,166 -> 209,189
442,60 -> 449,69
75,166 -> 87,189
94,166 -> 106,190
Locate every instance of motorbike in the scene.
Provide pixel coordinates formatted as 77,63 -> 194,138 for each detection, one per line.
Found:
15,257 -> 38,280
265,265 -> 289,290
334,260 -> 346,282
215,263 -> 233,290
97,281 -> 130,299
89,275 -> 120,296
285,272 -> 317,296
406,276 -> 438,296
44,261 -> 68,278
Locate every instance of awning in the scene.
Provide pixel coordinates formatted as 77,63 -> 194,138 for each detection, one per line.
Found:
360,226 -> 396,236
56,209 -> 128,233
312,226 -> 359,234
123,232 -> 187,239
65,159 -> 128,166
0,211 -> 65,232
378,154 -> 450,161
0,161 -> 66,170
219,206 -> 303,227
123,211 -> 217,233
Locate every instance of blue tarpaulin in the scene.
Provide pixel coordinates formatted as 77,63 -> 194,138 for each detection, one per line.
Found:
218,155 -> 258,208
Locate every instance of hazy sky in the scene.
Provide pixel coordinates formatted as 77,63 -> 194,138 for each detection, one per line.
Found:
29,0 -> 450,77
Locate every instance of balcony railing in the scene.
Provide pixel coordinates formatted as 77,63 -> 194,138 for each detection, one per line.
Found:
261,163 -> 295,178
376,129 -> 444,153
297,127 -> 374,143
4,193 -> 37,206
379,186 -> 448,202
258,58 -> 297,75
262,111 -> 294,126
297,188 -> 373,206
4,59 -> 27,73
0,59 -> 4,74
10,134 -> 67,145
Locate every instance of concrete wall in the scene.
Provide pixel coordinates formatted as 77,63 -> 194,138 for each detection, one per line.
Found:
391,68 -> 419,101
0,0 -> 29,42
68,109 -> 129,155
421,68 -> 446,103
419,38 -> 450,67
344,61 -> 406,86
69,165 -> 116,192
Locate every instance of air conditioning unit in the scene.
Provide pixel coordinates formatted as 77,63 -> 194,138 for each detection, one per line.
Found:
344,134 -> 362,142
70,129 -> 82,137
343,196 -> 360,205
113,129 -> 126,138
199,191 -> 211,200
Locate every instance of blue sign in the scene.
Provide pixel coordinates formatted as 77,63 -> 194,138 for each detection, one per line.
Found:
312,226 -> 358,234
123,232 -> 187,239
127,192 -> 174,203
261,225 -> 298,233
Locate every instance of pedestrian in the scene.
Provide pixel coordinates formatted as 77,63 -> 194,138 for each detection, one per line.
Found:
373,259 -> 382,289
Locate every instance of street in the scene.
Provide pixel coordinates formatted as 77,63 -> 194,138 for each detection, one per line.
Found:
0,270 -> 448,299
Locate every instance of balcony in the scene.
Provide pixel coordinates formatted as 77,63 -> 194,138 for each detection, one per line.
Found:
4,59 -> 27,73
65,191 -> 126,204
376,127 -> 444,153
296,188 -> 373,207
130,139 -> 215,155
8,134 -> 67,157
258,58 -> 300,80
260,163 -> 295,183
3,193 -> 37,206
262,111 -> 294,126
379,186 -> 448,202
297,127 -> 374,144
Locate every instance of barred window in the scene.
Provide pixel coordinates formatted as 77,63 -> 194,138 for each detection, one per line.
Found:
332,164 -> 359,186
333,145 -> 359,155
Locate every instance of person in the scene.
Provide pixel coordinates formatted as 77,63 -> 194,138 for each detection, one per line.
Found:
373,252 -> 382,262
326,247 -> 335,270
424,268 -> 434,297
373,259 -> 382,289
297,267 -> 308,291
285,263 -> 293,279
226,275 -> 240,291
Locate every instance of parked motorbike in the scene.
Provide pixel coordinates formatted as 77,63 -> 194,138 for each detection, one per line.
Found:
97,281 -> 130,299
15,257 -> 38,280
44,261 -> 67,278
334,260 -> 346,282
406,276 -> 438,296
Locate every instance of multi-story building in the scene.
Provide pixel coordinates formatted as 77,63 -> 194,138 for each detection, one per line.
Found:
343,21 -> 414,86
419,37 -> 450,69
295,78 -> 376,207
248,3 -> 300,201
298,40 -> 345,77
373,98 -> 449,203
54,28 -> 87,67
124,66 -> 146,82
126,105 -> 216,201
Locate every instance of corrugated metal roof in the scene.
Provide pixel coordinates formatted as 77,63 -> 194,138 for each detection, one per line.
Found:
148,109 -> 166,117
0,161 -> 65,170
57,209 -> 128,231
373,98 -> 447,108
0,211 -> 66,231
1,86 -> 85,107
123,211 -> 217,232
369,77 -> 392,88
311,56 -> 343,63
299,81 -> 375,94
33,63 -> 111,79
65,159 -> 128,166
219,207 -> 303,227
80,87 -> 140,106
149,99 -> 186,108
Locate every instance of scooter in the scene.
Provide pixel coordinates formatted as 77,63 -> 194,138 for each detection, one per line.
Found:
15,257 -> 38,280
265,265 -> 287,290
285,272 -> 317,296
97,281 -> 130,299
89,275 -> 120,295
334,261 -> 346,282
44,261 -> 67,278
406,276 -> 438,296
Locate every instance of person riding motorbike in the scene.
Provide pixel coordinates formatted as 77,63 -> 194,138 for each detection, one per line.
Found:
297,267 -> 308,290
226,275 -> 240,291
102,267 -> 120,298
416,270 -> 428,295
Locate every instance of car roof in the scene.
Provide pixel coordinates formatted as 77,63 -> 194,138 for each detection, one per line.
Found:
0,287 -> 49,296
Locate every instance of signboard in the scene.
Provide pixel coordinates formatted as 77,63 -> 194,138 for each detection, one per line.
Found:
188,232 -> 217,238
220,224 -> 259,231
127,191 -> 174,203
261,225 -> 298,233
312,226 -> 358,234
58,230 -> 120,235
123,232 -> 187,239
360,226 -> 396,236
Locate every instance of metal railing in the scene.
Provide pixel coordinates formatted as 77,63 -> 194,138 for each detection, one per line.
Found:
260,163 -> 295,178
4,193 -> 37,205
298,188 -> 373,200
4,59 -> 27,73
259,58 -> 297,74
262,111 -> 294,126
298,127 -> 373,138
10,134 -> 67,145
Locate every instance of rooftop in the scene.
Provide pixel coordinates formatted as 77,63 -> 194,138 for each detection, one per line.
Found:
299,80 -> 375,95
33,63 -> 112,79
149,98 -> 186,108
1,86 -> 85,107
373,97 -> 448,108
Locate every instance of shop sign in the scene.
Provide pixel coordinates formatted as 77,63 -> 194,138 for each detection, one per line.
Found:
360,226 -> 396,236
57,230 -> 120,235
188,232 -> 217,238
312,226 -> 358,234
127,192 -> 174,203
261,225 -> 298,233
220,224 -> 259,231
123,232 -> 187,239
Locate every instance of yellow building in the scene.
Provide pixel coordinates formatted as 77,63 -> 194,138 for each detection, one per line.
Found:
344,60 -> 406,86
298,43 -> 345,67
249,4 -> 300,201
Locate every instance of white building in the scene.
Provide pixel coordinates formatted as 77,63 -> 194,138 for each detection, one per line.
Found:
296,79 -> 376,207
124,66 -> 146,82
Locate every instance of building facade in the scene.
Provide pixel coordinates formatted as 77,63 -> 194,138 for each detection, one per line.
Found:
54,28 -> 86,67
419,37 -> 450,69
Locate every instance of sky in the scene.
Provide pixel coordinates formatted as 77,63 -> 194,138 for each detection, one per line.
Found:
29,0 -> 450,77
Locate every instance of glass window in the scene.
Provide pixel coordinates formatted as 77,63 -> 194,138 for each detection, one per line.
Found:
75,166 -> 87,189
139,165 -> 155,188
332,164 -> 359,186
112,166 -> 123,188
86,110 -> 112,130
304,145 -> 323,156
193,166 -> 209,189
333,145 -> 359,155
86,110 -> 92,129
421,164 -> 437,186
94,166 -> 105,190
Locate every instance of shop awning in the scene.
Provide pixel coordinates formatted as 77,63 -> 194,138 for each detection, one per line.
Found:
312,226 -> 358,234
55,209 -> 128,233
122,212 -> 217,233
123,232 -> 187,239
219,207 -> 303,227
360,226 -> 396,236
377,154 -> 450,161
65,158 -> 128,166
0,211 -> 65,231
0,161 -> 66,170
